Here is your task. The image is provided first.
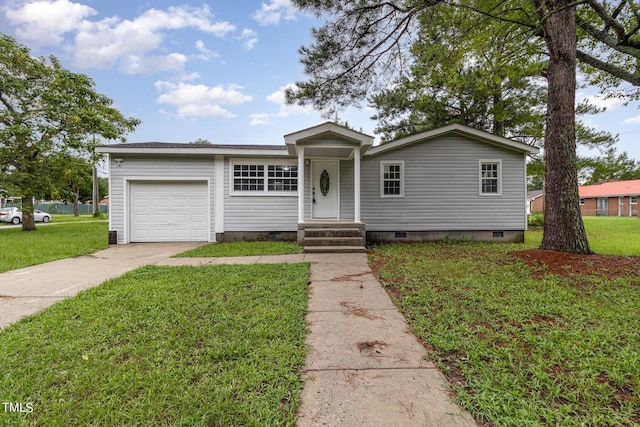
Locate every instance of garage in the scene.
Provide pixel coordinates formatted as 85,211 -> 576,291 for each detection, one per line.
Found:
129,181 -> 209,242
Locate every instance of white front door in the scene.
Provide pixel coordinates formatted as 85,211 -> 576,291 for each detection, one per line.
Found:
312,160 -> 339,219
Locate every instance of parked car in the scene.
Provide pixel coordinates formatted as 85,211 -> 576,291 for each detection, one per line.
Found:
0,207 -> 20,224
0,208 -> 51,224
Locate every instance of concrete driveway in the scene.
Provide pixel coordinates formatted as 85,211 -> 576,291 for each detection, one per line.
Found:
0,242 -> 203,328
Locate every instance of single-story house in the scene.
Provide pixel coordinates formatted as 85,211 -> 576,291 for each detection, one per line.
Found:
579,179 -> 640,217
96,122 -> 539,250
527,189 -> 544,214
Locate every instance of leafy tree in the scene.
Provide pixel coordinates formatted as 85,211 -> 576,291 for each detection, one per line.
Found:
59,156 -> 93,216
0,34 -> 140,231
288,0 -> 640,254
580,147 -> 640,184
190,138 -> 212,145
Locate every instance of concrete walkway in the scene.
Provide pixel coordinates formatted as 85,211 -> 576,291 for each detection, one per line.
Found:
0,244 -> 476,426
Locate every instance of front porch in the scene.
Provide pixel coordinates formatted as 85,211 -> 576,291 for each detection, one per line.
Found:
298,220 -> 366,253
284,122 -> 374,252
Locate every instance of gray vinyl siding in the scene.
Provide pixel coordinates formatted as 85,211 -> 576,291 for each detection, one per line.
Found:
109,155 -> 215,244
340,160 -> 355,219
223,158 -> 297,231
361,136 -> 527,231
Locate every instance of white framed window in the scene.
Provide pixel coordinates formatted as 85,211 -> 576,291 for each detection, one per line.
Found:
479,160 -> 502,196
231,160 -> 297,195
380,161 -> 404,197
620,196 -> 625,205
580,198 -> 585,205
631,196 -> 638,205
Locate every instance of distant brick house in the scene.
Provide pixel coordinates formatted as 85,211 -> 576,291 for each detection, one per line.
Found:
579,179 -> 640,217
527,189 -> 544,214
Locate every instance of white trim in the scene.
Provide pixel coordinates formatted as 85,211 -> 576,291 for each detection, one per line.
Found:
214,155 -> 225,236
97,146 -> 290,156
479,159 -> 502,196
107,155 -> 113,233
380,160 -> 405,198
298,147 -> 305,223
124,177 -> 212,244
631,196 -> 638,204
229,158 -> 298,196
354,147 -> 361,223
523,154 -> 528,230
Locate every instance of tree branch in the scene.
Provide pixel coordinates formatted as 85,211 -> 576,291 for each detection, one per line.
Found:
577,48 -> 640,85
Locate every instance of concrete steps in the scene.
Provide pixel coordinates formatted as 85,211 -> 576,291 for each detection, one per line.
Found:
299,222 -> 366,253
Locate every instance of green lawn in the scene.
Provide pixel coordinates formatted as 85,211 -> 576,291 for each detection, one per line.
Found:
370,236 -> 640,425
0,222 -> 108,272
176,240 -> 303,257
0,263 -> 310,426
527,216 -> 640,255
51,214 -> 109,223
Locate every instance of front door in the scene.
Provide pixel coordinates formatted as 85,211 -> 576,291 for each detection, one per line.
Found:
596,197 -> 608,216
312,160 -> 339,219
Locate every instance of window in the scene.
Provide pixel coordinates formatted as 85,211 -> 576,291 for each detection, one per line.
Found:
232,161 -> 297,194
233,164 -> 264,191
380,161 -> 404,197
580,198 -> 585,205
268,165 -> 297,191
631,196 -> 638,205
620,197 -> 625,205
479,160 -> 501,195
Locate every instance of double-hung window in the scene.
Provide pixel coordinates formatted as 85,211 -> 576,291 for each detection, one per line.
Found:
232,161 -> 297,195
479,160 -> 502,195
380,161 -> 404,197
631,196 -> 638,205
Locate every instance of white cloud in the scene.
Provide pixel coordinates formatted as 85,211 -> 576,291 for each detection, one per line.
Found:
252,0 -> 298,26
623,115 -> 640,124
239,29 -> 258,50
266,83 -> 314,117
579,92 -> 627,112
194,40 -> 220,61
4,1 -> 237,74
155,81 -> 253,120
250,113 -> 270,126
5,0 -> 96,44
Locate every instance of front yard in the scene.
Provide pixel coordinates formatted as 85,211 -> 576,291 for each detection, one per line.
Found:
369,239 -> 640,426
0,222 -> 109,272
0,263 -> 309,426
0,217 -> 638,425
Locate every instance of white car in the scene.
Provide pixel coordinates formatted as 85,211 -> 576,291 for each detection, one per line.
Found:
0,208 -> 51,224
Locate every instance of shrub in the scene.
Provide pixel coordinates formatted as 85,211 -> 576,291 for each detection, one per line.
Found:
528,212 -> 544,227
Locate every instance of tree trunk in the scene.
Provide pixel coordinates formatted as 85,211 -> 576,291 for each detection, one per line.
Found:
21,196 -> 36,232
73,191 -> 80,216
538,1 -> 592,254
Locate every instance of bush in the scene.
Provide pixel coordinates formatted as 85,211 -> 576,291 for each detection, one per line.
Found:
528,212 -> 544,227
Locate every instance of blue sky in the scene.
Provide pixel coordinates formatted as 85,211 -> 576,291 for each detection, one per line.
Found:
1,0 -> 640,162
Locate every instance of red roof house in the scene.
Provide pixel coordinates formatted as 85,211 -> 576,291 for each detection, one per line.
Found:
579,179 -> 640,217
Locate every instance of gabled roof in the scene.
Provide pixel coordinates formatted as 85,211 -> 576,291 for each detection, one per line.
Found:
365,124 -> 540,156
527,190 -> 544,201
579,179 -> 640,197
284,121 -> 374,158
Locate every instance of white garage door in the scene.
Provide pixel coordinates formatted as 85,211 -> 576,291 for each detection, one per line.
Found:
129,181 -> 209,242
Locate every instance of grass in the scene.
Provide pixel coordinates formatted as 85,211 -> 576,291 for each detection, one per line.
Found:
175,240 -> 303,257
370,241 -> 640,426
527,216 -> 640,255
0,222 -> 108,273
0,263 -> 310,426
51,214 -> 109,223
